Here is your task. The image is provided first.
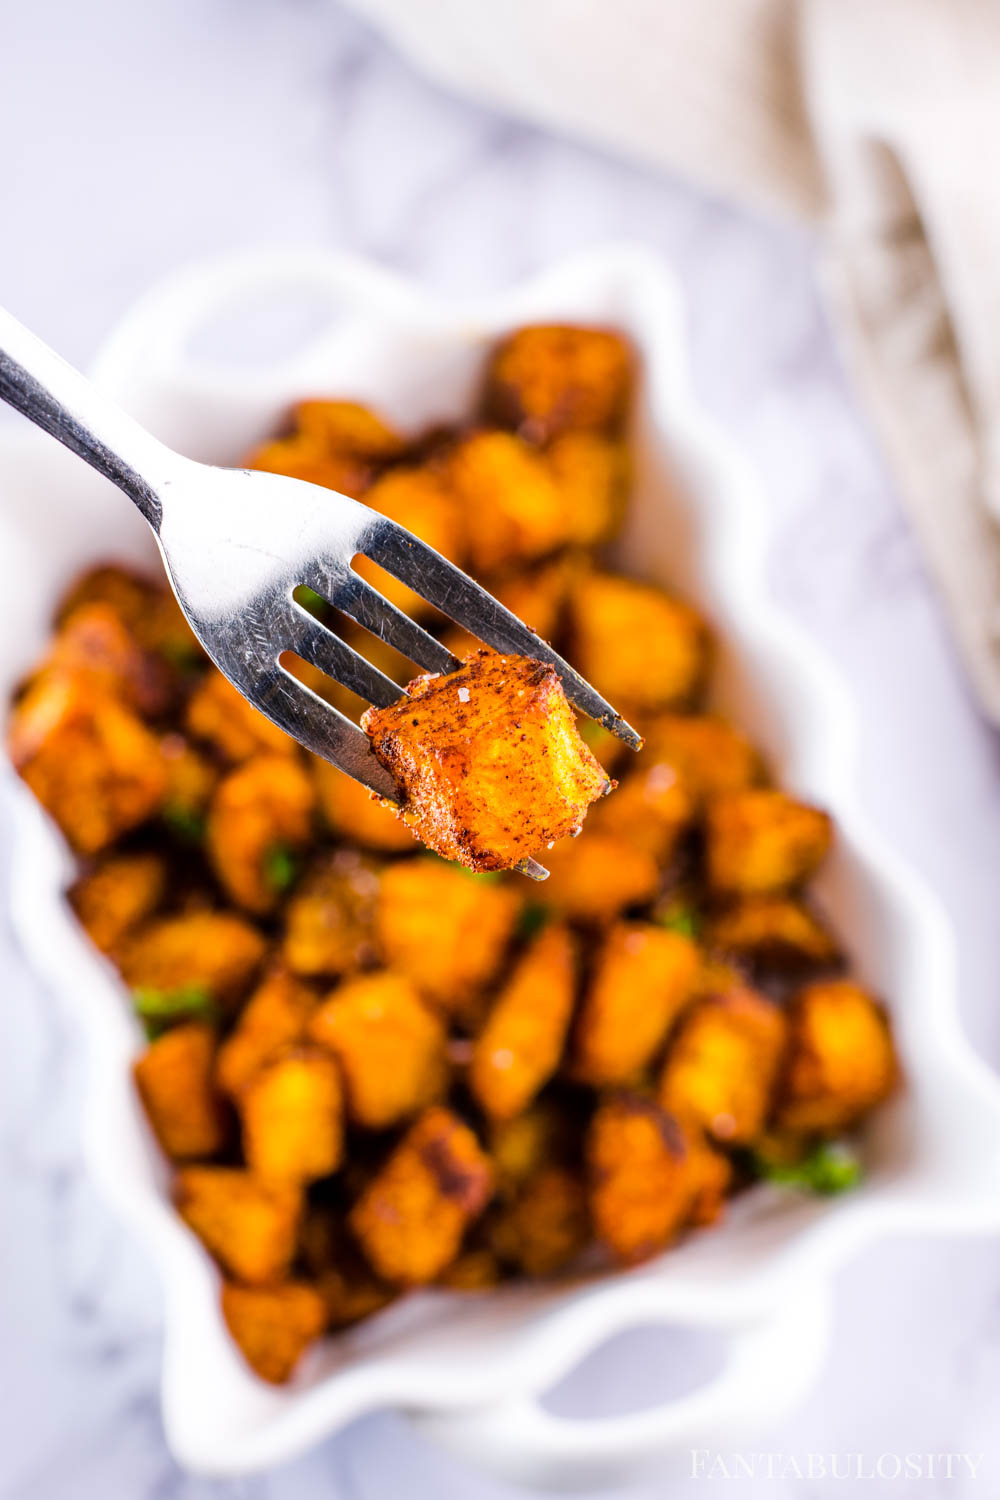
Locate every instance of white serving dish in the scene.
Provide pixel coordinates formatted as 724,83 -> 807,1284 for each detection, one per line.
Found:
3,246 -> 1000,1489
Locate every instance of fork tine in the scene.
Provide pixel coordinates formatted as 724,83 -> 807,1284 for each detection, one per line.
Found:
287,604 -> 405,708
252,660 -> 401,800
309,564 -> 458,676
364,519 -> 643,748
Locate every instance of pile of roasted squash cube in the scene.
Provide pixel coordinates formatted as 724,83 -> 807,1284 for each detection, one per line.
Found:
6,324 -> 898,1385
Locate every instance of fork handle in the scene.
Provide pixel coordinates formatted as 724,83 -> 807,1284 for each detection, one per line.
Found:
0,305 -> 177,530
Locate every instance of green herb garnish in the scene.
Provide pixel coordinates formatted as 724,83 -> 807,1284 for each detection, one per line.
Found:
517,902 -> 551,939
756,1141 -> 862,1196
296,585 -> 328,620
578,718 -> 612,752
157,638 -> 204,672
162,802 -> 205,843
655,903 -> 699,939
264,842 -> 300,894
132,984 -> 218,1040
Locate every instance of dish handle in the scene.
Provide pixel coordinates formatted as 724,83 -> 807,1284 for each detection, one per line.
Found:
410,1285 -> 832,1490
89,248 -> 435,401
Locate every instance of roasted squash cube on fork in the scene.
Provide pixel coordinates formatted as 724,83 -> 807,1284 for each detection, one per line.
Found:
362,650 -> 611,873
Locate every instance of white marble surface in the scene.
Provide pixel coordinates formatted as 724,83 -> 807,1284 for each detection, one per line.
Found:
3,3 -> 1000,1496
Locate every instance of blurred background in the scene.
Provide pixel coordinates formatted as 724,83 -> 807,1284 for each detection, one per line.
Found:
3,1 -> 1000,1496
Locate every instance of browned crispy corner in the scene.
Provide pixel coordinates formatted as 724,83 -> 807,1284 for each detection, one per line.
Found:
361,649 -> 613,872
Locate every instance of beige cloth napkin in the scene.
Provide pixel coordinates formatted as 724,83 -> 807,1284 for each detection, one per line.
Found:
345,0 -> 1000,724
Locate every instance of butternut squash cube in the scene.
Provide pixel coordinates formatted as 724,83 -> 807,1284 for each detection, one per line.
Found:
184,667 -> 298,762
221,1280 -> 326,1384
639,713 -> 762,805
133,1022 -> 226,1161
312,759 -> 418,852
281,849 -> 380,979
484,324 -> 633,439
362,651 -> 610,873
470,924 -> 577,1119
308,969 -> 447,1129
586,759 -> 693,862
446,431 -> 570,573
43,601 -> 173,718
573,922 -> 700,1085
540,830 -> 660,924
775,980 -> 897,1134
294,398 -> 404,462
206,753 -> 316,915
239,1045 -> 343,1183
70,851 -> 166,956
569,572 -> 708,712
349,1106 -> 494,1285
706,790 -> 832,895
7,672 -> 167,854
375,857 -> 520,1011
658,987 -> 787,1145
587,1095 -> 691,1263
705,896 -> 839,972
119,911 -> 267,1011
215,966 -> 318,1099
174,1166 -> 302,1284
545,430 -> 629,546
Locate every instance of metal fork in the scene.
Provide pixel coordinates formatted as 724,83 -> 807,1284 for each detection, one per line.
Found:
0,306 -> 640,877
